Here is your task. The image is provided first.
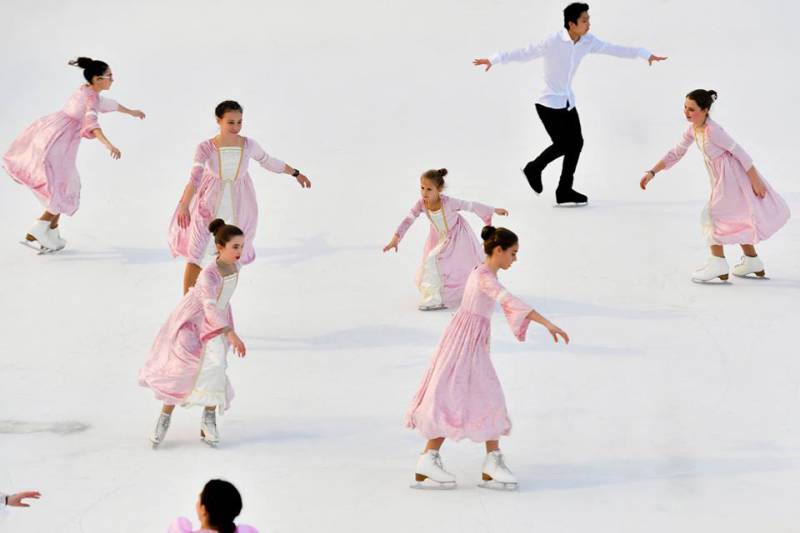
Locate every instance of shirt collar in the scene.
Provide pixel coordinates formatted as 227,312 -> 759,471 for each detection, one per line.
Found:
560,27 -> 588,44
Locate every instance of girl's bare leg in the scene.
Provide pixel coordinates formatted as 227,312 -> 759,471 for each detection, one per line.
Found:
741,244 -> 757,257
183,263 -> 202,294
424,437 -> 445,452
710,244 -> 725,258
161,404 -> 175,415
485,440 -> 499,453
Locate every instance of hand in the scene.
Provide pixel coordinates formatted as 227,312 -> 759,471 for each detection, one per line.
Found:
130,109 -> 146,119
107,145 -> 121,159
177,203 -> 191,229
7,491 -> 41,507
295,173 -> 312,189
226,331 -> 246,358
546,323 -> 570,344
494,208 -> 509,216
473,58 -> 492,71
640,173 -> 654,190
648,54 -> 668,66
751,177 -> 767,199
383,235 -> 400,253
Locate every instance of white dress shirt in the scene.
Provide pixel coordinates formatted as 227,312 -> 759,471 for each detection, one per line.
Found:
490,28 -> 651,110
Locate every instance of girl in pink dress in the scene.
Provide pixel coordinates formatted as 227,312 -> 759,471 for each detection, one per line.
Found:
3,56 -> 145,252
640,89 -> 791,282
140,219 -> 247,449
405,226 -> 569,490
168,479 -> 257,533
169,100 -> 312,294
383,168 -> 508,310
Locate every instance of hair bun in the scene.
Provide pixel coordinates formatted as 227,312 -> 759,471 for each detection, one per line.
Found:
708,90 -> 718,101
208,218 -> 226,235
437,168 -> 448,178
481,225 -> 497,241
68,57 -> 94,69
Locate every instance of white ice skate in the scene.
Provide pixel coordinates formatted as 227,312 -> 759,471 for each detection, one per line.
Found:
47,226 -> 67,251
479,450 -> 518,491
149,413 -> 171,449
410,450 -> 457,489
732,255 -> 766,279
200,409 -> 220,447
691,256 -> 730,283
20,220 -> 60,254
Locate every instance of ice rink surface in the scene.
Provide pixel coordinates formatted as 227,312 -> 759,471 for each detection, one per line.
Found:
1,0 -> 799,531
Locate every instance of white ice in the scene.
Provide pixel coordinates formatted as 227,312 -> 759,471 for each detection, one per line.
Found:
1,0 -> 799,531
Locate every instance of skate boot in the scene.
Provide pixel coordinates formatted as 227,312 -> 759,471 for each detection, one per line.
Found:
47,226 -> 67,251
200,409 -> 220,447
732,255 -> 766,278
149,412 -> 171,449
479,450 -> 518,491
411,450 -> 456,489
555,188 -> 588,207
691,256 -> 730,283
22,220 -> 60,253
522,162 -> 543,194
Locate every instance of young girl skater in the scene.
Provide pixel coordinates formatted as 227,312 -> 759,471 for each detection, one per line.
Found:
168,479 -> 257,533
3,56 -> 145,252
140,219 -> 247,448
169,100 -> 312,294
640,89 -> 791,282
383,168 -> 508,310
405,226 -> 569,490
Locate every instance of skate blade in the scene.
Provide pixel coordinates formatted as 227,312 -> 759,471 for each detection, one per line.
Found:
418,304 -> 447,311
409,479 -> 457,490
691,277 -> 731,284
732,272 -> 769,280
478,480 -> 518,491
19,240 -> 54,255
553,202 -> 588,208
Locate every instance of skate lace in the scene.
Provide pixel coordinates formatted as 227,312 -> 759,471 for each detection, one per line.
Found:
493,452 -> 511,474
432,452 -> 444,470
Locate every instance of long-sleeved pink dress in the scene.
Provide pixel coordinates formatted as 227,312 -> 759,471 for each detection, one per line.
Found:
168,137 -> 286,266
3,85 -> 119,215
660,118 -> 790,245
139,263 -> 238,410
394,195 -> 494,308
405,264 -> 533,442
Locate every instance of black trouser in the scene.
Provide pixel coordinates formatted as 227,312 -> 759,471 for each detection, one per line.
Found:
530,103 -> 584,192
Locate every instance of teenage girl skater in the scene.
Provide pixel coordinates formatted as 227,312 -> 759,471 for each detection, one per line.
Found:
384,168 -> 508,310
169,100 -> 311,294
140,220 -> 246,448
405,226 -> 569,490
640,89 -> 790,282
169,479 -> 257,533
3,56 -> 145,252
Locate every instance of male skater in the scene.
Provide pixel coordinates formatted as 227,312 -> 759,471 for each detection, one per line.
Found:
474,3 -> 667,205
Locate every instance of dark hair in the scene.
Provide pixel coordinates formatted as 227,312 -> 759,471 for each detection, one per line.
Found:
686,89 -> 718,111
420,168 -> 448,189
481,226 -> 519,255
208,219 -> 244,247
200,479 -> 242,533
215,100 -> 243,118
68,57 -> 109,83
563,3 -> 589,29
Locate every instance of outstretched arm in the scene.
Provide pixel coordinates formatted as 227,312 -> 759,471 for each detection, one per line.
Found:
474,39 -> 547,71
384,201 -> 424,252
116,103 -> 146,119
590,36 -> 666,65
525,308 -> 569,343
251,140 -> 311,188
